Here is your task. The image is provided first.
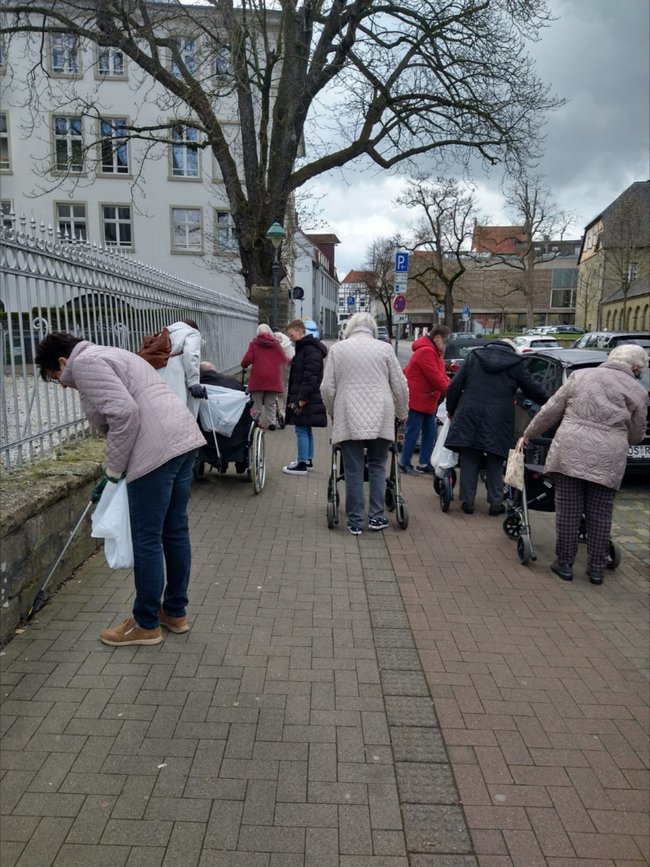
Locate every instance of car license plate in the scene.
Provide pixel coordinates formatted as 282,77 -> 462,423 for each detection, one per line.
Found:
627,445 -> 650,459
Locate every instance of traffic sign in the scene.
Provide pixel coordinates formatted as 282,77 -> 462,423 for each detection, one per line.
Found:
395,251 -> 409,273
393,314 -> 408,324
392,294 -> 407,313
347,295 -> 355,306
462,306 -> 470,315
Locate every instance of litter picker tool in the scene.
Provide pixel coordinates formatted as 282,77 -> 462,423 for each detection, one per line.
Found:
26,499 -> 94,620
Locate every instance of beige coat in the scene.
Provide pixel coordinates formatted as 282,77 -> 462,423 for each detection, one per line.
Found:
60,341 -> 205,482
321,327 -> 408,445
524,361 -> 647,490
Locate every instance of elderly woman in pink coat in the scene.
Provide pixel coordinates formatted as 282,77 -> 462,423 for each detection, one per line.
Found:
35,332 -> 205,647
524,344 -> 648,585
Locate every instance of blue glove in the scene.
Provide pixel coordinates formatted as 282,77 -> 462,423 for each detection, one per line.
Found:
189,384 -> 208,399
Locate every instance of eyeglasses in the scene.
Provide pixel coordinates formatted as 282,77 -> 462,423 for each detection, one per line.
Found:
43,372 -> 63,385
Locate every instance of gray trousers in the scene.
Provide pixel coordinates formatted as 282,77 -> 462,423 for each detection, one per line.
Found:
340,439 -> 390,529
459,448 -> 503,508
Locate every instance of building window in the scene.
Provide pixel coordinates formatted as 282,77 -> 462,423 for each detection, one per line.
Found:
172,37 -> 197,77
627,262 -> 638,282
172,207 -> 202,252
550,268 -> 577,309
1,199 -> 13,230
97,46 -> 125,77
99,118 -> 129,174
54,116 -> 84,173
56,203 -> 87,241
170,125 -> 200,178
51,34 -> 80,75
101,204 -> 133,248
0,113 -> 10,171
215,46 -> 231,76
215,210 -> 237,250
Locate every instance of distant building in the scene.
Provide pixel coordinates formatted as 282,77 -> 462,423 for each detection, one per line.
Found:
292,231 -> 340,337
339,270 -> 375,327
403,236 -> 581,333
576,181 -> 650,331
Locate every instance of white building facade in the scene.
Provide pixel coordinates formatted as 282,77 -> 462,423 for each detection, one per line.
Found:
0,21 -> 247,297
291,231 -> 340,338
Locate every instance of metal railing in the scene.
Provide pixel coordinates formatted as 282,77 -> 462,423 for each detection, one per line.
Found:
1,214 -> 258,471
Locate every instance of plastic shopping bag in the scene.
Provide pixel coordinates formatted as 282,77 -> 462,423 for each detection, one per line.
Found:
199,385 -> 249,437
436,399 -> 449,424
504,438 -> 525,490
430,417 -> 459,478
91,478 -> 134,569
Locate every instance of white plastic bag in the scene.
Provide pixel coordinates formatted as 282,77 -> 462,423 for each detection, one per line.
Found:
436,399 -> 449,424
430,417 -> 459,478
198,385 -> 249,437
91,478 -> 134,569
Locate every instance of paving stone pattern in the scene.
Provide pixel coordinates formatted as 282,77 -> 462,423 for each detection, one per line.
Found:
1,424 -> 648,867
1,428 -> 474,867
392,469 -> 649,867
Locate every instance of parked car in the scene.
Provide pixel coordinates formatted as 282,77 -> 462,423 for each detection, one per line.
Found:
376,326 -> 391,343
303,319 -> 320,340
513,348 -> 650,475
512,335 -> 561,354
443,337 -> 483,378
546,324 -> 585,334
572,330 -> 650,351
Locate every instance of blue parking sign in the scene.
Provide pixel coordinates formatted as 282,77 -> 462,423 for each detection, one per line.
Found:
395,251 -> 409,273
347,296 -> 355,306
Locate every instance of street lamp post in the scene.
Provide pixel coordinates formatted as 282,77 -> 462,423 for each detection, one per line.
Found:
265,221 -> 287,331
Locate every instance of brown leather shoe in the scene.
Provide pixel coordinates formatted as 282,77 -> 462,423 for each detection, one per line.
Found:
100,616 -> 163,646
159,608 -> 190,634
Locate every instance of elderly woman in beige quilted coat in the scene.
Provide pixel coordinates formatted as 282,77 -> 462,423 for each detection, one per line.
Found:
321,312 -> 408,535
524,344 -> 648,585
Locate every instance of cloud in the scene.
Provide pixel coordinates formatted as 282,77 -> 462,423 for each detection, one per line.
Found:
313,0 -> 650,276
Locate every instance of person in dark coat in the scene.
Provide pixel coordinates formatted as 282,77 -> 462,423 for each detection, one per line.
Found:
283,319 -> 328,475
445,339 -> 547,515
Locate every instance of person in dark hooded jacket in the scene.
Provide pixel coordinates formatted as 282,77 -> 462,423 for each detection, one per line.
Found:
445,339 -> 547,515
282,319 -> 328,475
240,324 -> 288,429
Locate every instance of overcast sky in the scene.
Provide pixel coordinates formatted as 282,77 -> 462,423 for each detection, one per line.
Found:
308,0 -> 650,278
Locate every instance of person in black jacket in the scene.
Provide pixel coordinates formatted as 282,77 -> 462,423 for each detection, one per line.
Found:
445,340 -> 547,515
282,319 -> 328,475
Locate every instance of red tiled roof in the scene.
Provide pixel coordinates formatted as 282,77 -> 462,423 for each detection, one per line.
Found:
306,233 -> 341,245
342,270 -> 376,284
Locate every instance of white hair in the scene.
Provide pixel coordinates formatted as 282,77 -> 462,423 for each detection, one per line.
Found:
343,312 -> 378,338
608,344 -> 649,372
257,323 -> 273,336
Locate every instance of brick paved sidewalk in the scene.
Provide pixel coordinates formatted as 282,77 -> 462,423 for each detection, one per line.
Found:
1,427 -> 473,867
1,424 -> 648,866
392,471 -> 649,866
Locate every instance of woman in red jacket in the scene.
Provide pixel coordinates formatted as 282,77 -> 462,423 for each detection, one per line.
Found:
241,324 -> 288,429
400,325 -> 450,474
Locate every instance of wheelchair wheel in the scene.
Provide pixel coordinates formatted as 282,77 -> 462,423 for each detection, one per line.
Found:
607,540 -> 621,570
517,534 -> 532,565
385,479 -> 396,512
326,501 -> 336,529
439,474 -> 453,513
250,426 -> 266,493
502,513 -> 520,539
396,498 -> 409,529
193,461 -> 205,481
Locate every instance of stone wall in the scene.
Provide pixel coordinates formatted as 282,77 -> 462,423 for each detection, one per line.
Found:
0,439 -> 105,643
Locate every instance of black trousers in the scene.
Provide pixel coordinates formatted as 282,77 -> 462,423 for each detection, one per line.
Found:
458,448 -> 503,508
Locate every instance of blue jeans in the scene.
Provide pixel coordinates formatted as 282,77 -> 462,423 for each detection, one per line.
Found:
127,450 -> 195,629
295,426 -> 314,463
400,409 -> 436,468
340,439 -> 390,528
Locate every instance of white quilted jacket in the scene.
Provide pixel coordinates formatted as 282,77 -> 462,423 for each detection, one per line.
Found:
524,361 -> 647,490
321,328 -> 408,445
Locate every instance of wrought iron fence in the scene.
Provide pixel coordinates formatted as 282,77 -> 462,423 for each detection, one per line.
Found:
1,214 -> 258,471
